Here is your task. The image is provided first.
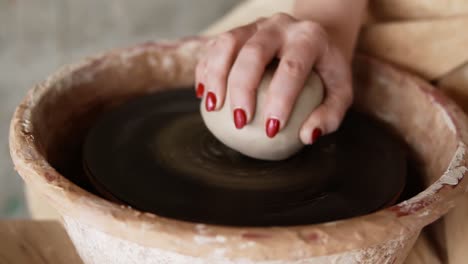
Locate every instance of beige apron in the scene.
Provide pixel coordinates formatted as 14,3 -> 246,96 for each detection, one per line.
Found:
363,0 -> 468,111
202,1 -> 468,263
204,0 -> 468,109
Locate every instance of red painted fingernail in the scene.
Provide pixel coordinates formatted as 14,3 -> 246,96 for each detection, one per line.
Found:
196,83 -> 205,98
233,108 -> 247,129
311,128 -> 322,143
266,118 -> 280,138
205,92 -> 217,111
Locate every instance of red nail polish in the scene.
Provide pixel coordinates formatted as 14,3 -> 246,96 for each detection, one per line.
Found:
196,83 -> 205,98
266,118 -> 280,138
205,92 -> 217,111
311,128 -> 322,143
234,108 -> 247,129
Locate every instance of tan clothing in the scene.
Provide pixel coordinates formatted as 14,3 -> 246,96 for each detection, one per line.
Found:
363,0 -> 468,113
203,0 -> 468,111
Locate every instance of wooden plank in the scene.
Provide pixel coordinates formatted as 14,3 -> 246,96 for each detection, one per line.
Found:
405,231 -> 442,264
0,220 -> 83,264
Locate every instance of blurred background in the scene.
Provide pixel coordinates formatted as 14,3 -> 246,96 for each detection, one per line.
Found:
0,0 -> 239,217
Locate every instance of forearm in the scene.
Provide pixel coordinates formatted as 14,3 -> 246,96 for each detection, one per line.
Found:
293,0 -> 368,61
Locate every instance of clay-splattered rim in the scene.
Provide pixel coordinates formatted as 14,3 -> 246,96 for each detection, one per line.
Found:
9,38 -> 468,260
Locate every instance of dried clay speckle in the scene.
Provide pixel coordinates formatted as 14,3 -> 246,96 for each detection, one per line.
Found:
239,241 -> 256,249
63,214 -> 417,264
438,143 -> 466,187
195,224 -> 207,231
194,235 -> 227,245
391,143 -> 467,217
161,56 -> 176,70
211,248 -> 228,258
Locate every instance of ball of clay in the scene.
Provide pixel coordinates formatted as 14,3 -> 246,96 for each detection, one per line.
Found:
201,69 -> 324,160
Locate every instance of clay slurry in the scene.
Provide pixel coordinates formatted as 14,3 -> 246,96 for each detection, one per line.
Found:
83,89 -> 407,227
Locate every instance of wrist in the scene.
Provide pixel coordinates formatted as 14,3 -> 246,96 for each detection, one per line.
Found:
292,0 -> 368,62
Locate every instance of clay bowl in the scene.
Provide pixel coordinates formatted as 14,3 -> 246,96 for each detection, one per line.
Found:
9,38 -> 468,264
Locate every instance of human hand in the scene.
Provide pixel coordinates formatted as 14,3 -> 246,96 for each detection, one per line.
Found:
195,13 -> 353,144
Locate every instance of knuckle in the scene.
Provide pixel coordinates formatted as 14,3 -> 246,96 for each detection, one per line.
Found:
335,83 -> 354,107
196,59 -> 207,77
204,62 -> 224,79
230,75 -> 257,94
270,94 -> 293,113
293,31 -> 315,47
209,67 -> 224,79
241,42 -> 267,62
207,62 -> 228,80
205,37 -> 217,47
229,83 -> 255,103
217,32 -> 238,49
240,86 -> 257,100
271,12 -> 294,23
326,114 -> 342,132
322,99 -> 346,132
227,74 -> 248,93
255,16 -> 268,24
292,21 -> 327,47
297,21 -> 325,36
281,58 -> 308,77
268,103 -> 288,120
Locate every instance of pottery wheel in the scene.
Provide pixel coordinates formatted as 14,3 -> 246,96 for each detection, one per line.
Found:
83,89 -> 407,226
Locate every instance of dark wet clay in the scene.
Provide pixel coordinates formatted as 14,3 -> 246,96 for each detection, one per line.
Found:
83,89 -> 407,227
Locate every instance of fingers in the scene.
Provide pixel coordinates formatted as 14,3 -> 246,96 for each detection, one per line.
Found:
196,12 -> 354,141
299,42 -> 353,144
227,26 -> 283,128
263,21 -> 327,137
195,22 -> 257,111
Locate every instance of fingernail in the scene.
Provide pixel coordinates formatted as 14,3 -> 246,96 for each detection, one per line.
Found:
205,92 -> 217,111
266,118 -> 280,138
233,108 -> 247,129
311,128 -> 322,143
196,83 -> 205,98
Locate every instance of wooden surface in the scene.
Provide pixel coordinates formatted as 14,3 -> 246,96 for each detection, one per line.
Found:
0,220 -> 83,264
0,220 -> 442,264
